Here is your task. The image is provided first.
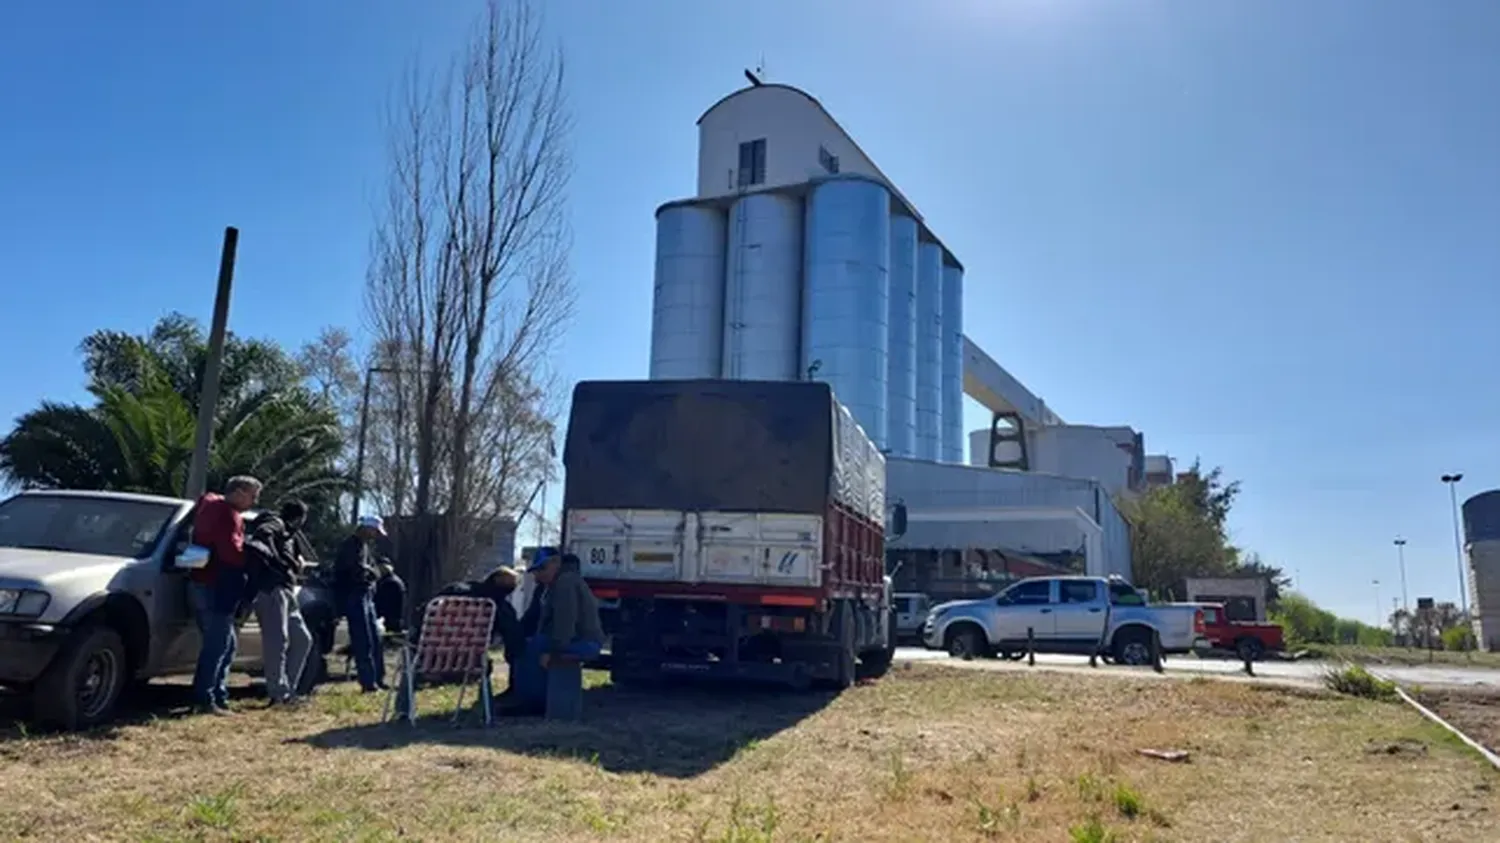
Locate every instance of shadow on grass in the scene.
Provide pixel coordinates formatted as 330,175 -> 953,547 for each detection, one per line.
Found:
295,680 -> 839,779
0,679 -> 269,742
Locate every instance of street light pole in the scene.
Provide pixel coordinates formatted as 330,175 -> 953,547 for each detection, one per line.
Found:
351,365 -> 398,524
1441,474 -> 1470,625
185,227 -> 240,500
1372,579 -> 1381,629
1393,537 -> 1409,615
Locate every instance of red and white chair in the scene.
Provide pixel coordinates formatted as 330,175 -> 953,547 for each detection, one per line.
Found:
382,596 -> 497,726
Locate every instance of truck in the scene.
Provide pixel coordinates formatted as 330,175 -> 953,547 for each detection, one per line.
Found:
921,575 -> 1209,666
560,379 -> 898,690
1193,602 -> 1285,661
0,489 -> 348,729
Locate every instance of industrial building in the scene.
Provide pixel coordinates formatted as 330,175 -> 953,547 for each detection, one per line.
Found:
646,75 -> 1161,597
1462,490 -> 1500,651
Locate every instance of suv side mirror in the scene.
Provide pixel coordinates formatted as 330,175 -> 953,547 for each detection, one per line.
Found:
889,503 -> 908,539
175,544 -> 211,571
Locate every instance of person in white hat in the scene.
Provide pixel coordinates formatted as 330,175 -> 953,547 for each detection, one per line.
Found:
333,514 -> 388,692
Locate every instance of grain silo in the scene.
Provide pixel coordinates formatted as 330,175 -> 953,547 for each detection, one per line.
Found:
940,262 -> 965,462
801,176 -> 892,449
648,203 -> 728,379
1462,490 -> 1500,651
721,192 -> 803,381
885,213 -> 919,458
914,241 -> 944,461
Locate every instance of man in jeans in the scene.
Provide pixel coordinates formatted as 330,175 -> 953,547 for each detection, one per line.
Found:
334,515 -> 387,693
502,551 -> 604,717
245,500 -> 314,706
189,475 -> 262,715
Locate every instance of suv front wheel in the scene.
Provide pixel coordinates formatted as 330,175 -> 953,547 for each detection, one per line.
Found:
35,626 -> 129,730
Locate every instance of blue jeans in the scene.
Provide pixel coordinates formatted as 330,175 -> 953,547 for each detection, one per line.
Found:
342,592 -> 385,691
512,635 -> 602,706
190,583 -> 237,707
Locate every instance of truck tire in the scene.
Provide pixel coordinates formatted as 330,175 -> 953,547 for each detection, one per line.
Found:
1112,628 -> 1154,667
34,625 -> 129,730
815,602 -> 857,690
945,624 -> 985,661
1235,637 -> 1265,663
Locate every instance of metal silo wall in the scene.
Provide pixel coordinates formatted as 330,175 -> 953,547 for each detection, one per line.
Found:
802,178 -> 891,449
940,263 -> 965,462
649,204 -> 727,379
885,214 -> 919,458
914,241 -> 944,461
722,193 -> 804,380
1464,491 -> 1500,651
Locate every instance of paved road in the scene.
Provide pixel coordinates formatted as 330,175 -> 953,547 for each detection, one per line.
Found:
893,647 -> 1500,691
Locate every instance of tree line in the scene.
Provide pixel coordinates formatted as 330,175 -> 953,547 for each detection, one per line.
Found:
0,1 -> 570,598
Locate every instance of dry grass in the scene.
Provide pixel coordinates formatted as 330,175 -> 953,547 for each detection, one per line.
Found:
1329,644 -> 1500,670
1,662 -> 1496,842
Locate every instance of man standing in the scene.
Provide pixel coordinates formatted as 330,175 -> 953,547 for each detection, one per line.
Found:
503,551 -> 604,716
245,500 -> 314,706
334,515 -> 387,692
189,475 -> 262,715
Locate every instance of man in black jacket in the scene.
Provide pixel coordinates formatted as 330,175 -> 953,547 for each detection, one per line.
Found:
334,515 -> 387,692
245,500 -> 314,705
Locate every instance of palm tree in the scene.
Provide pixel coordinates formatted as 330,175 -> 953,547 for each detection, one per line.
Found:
0,314 -> 349,513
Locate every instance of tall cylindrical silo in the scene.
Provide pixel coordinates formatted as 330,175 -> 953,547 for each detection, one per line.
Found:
1463,490 -> 1500,651
940,262 -> 965,462
802,178 -> 891,449
722,193 -> 803,381
649,204 -> 727,379
885,214 -> 919,458
913,240 -> 944,461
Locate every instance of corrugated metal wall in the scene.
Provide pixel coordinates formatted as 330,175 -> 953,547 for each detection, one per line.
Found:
885,457 -> 1133,581
649,204 -> 727,379
802,177 -> 891,449
886,213 -> 919,458
722,193 -> 804,380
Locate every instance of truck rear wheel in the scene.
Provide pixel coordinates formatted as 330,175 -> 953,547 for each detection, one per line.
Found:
1112,628 -> 1154,667
1235,637 -> 1265,662
35,625 -> 129,730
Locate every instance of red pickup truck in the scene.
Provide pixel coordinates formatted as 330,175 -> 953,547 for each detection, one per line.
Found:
1197,603 -> 1284,661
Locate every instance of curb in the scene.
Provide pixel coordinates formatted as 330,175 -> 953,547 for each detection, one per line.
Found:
1359,664 -> 1500,772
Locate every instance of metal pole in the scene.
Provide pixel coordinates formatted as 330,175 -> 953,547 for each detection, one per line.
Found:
1443,475 -> 1470,622
1372,579 -> 1380,630
351,368 -> 376,523
185,227 -> 239,500
1394,538 -> 1409,615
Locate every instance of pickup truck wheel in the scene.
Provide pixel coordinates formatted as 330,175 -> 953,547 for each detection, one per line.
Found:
1113,630 -> 1153,667
35,626 -> 128,730
1236,638 -> 1265,662
946,627 -> 984,661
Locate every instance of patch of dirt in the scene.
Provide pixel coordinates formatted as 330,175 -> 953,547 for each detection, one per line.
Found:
1415,688 -> 1500,756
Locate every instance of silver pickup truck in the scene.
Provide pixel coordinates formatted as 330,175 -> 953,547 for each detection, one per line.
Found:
922,575 -> 1209,666
0,489 -> 349,729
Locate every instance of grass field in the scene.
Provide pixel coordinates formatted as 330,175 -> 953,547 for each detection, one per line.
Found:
1,663 -> 1496,842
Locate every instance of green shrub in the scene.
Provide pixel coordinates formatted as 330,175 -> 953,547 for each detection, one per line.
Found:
1323,664 -> 1397,700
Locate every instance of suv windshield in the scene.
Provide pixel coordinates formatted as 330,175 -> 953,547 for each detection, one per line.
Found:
0,494 -> 177,558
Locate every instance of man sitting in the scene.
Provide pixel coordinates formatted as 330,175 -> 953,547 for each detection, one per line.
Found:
501,551 -> 604,717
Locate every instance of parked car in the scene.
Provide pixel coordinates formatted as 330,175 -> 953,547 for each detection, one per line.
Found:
894,593 -> 932,642
0,490 -> 347,729
1193,602 -> 1284,661
922,576 -> 1209,666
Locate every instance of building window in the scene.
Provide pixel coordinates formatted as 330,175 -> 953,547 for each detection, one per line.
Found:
818,145 -> 840,174
737,138 -> 766,188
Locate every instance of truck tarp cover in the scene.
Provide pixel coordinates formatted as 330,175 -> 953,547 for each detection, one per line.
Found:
564,380 -> 835,515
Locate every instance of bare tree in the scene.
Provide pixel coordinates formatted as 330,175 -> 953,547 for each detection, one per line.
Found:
363,0 -> 572,589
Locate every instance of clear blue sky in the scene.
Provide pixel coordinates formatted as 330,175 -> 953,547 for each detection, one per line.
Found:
2,1 -> 1497,624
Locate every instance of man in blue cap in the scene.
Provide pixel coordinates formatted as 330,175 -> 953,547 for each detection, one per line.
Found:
502,548 -> 604,716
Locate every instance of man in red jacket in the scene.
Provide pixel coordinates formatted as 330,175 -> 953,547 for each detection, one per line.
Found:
189,475 -> 262,715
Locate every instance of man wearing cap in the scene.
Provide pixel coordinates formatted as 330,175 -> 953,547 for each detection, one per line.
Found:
504,550 -> 604,716
333,515 -> 388,692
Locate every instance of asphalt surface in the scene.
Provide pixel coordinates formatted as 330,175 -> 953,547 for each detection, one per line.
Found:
893,646 -> 1500,690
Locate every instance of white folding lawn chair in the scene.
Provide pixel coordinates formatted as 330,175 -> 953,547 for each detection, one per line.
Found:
382,595 -> 497,726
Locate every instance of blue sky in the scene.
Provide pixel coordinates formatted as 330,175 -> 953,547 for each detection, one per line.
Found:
2,1 -> 1497,623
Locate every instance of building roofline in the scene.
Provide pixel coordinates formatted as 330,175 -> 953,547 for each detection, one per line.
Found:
696,83 -> 952,264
